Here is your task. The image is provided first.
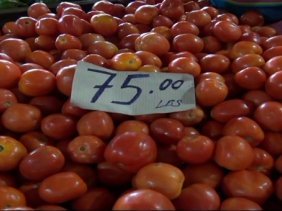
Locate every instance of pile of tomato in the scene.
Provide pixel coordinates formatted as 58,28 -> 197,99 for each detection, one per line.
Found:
1,0 -> 282,210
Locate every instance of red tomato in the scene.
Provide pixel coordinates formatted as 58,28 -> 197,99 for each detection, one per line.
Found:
115,120 -> 149,135
19,146 -> 65,180
231,54 -> 265,74
134,5 -> 159,25
200,120 -> 224,140
55,34 -> 82,51
90,14 -> 118,37
67,135 -> 106,164
28,3 -> 51,19
15,17 -> 37,38
41,113 -> 77,140
2,104 -> 42,133
169,106 -> 205,126
170,21 -> 199,37
263,55 -> 282,76
56,64 -> 76,97
265,70 -> 282,100
110,52 -> 142,71
0,60 -> 21,89
71,187 -> 116,211
275,176 -> 282,203
0,88 -> 17,113
18,181 -> 44,208
168,57 -> 201,77
228,41 -> 263,60
0,186 -> 26,209
113,189 -> 175,210
259,131 -> 282,158
200,54 -> 230,74
220,197 -> 263,210
57,14 -> 83,37
39,172 -> 87,204
215,135 -> 254,170
222,170 -> 273,205
152,15 -> 173,28
150,118 -> 185,145
172,183 -> 220,210
155,144 -> 184,168
242,90 -> 274,107
160,0 -> 184,21
104,131 -> 157,173
88,40 -> 118,59
186,10 -> 212,29
172,33 -> 204,54
133,162 -> 184,200
0,172 -> 17,187
61,98 -> 88,118
77,111 -> 114,140
240,10 -> 264,27
213,20 -> 242,43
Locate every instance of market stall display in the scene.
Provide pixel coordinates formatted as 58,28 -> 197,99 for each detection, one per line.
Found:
0,0 -> 282,210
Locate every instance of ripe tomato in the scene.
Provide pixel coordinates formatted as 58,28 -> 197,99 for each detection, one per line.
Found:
15,17 -> 37,38
39,172 -> 87,204
200,54 -> 230,74
133,162 -> 184,200
247,147 -> 274,175
172,183 -> 220,210
2,22 -> 17,35
58,14 -> 83,37
61,98 -> 88,118
263,46 -> 282,61
231,54 -> 265,74
253,101 -> 282,132
134,5 -> 159,25
92,0 -> 116,15
34,35 -> 56,51
170,21 -> 199,37
135,50 -> 162,67
115,120 -> 149,135
259,131 -> 282,158
28,3 -> 51,19
200,120 -> 224,140
222,116 -> 264,147
215,135 -> 254,170
78,33 -> 105,50
90,14 -> 117,37
18,181 -> 44,208
113,189 -> 175,210
77,111 -> 114,140
67,135 -> 106,164
239,10 -> 264,27
2,104 -> 42,133
88,41 -> 118,59
35,17 -> 59,36
196,79 -> 228,107
41,113 -> 77,140
202,35 -> 223,53
0,89 -> 17,113
262,35 -> 282,50
213,20 -> 242,43
71,187 -> 116,211
275,176 -> 282,202
186,10 -> 212,29
242,90 -> 273,107
263,55 -> 282,76
55,34 -> 82,51
160,0 -> 184,21
152,15 -> 173,28
61,49 -> 87,61
0,60 -> 21,89
135,32 -> 170,56
222,170 -> 273,205
155,144 -> 184,168
61,7 -> 87,20
0,136 -> 27,172
177,135 -> 214,164
104,131 -> 157,173
18,69 -> 56,97
150,118 -> 185,145
168,57 -> 201,77
211,99 -> 253,123
19,131 -> 55,152
229,41 -> 263,60
220,197 -> 263,210
56,64 -> 76,96
168,106 -> 204,126
110,52 -> 142,71
196,72 -> 225,84
49,59 -> 77,75
19,146 -> 65,180
182,161 -> 224,189
0,172 -> 17,187
0,186 -> 26,209
172,33 -> 204,54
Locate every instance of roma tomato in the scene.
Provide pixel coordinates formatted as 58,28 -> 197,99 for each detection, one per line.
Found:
228,41 -> 263,60
150,118 -> 185,145
39,172 -> 87,204
115,120 -> 149,135
176,135 -> 215,164
213,20 -> 242,43
259,131 -> 282,158
2,104 -> 42,133
56,64 -> 76,96
239,10 -> 264,27
265,70 -> 282,100
71,187 -> 116,211
160,0 -> 184,21
222,170 -> 273,205
172,183 -> 220,210
61,98 -> 88,118
263,55 -> 282,76
200,54 -> 230,74
168,57 -> 201,77
87,41 -> 118,59
253,101 -> 282,132
0,136 -> 27,172
15,17 -> 37,38
90,14 -> 117,37
214,135 -> 254,170
220,197 -> 263,210
18,181 -> 44,208
110,52 -> 142,71
19,146 -> 65,180
77,111 -> 114,140
200,120 -> 224,140
170,21 -> 199,37
169,106 -> 205,126
28,2 -> 51,19
35,17 -> 59,37
55,34 -> 82,51
0,186 -> 26,209
67,135 -> 106,164
182,161 -> 224,189
0,60 -> 21,89
186,10 -> 212,29
134,5 -> 159,25
48,59 -> 77,75
133,162 -> 184,200
104,131 -> 157,173
221,116 -> 265,147
18,69 -> 56,97
155,144 -> 184,168
0,172 -> 17,187
41,113 -> 77,140
172,33 -> 204,54
211,99 -> 253,123
0,89 -> 17,113
135,50 -> 162,67
113,189 -> 175,210
58,14 -> 83,37
242,90 -> 273,107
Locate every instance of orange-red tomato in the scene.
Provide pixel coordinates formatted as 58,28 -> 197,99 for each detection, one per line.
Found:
90,13 -> 118,37
110,52 -> 142,71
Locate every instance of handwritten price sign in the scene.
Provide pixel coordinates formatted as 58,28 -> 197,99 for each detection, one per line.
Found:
70,61 -> 196,115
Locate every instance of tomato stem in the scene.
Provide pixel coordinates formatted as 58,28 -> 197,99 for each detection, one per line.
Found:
0,145 -> 4,152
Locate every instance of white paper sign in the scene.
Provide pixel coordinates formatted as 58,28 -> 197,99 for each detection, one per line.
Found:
70,61 -> 196,115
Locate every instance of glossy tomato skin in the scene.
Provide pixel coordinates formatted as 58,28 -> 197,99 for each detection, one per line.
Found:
115,120 -> 149,135
71,187 -> 116,211
104,131 -> 157,173
213,20 -> 242,43
220,197 -> 263,210
18,181 -> 44,208
253,101 -> 282,132
211,99 -> 253,123
0,172 -> 17,187
160,0 -> 184,21
172,33 -> 204,54
133,162 -> 185,200
214,135 -> 254,170
0,60 -> 21,89
112,189 -> 175,210
0,186 -> 27,209
222,170 -> 273,205
0,136 -> 27,172
67,135 -> 106,164
2,104 -> 42,133
0,88 -> 17,113
172,183 -> 220,210
39,172 -> 87,204
19,146 -> 65,180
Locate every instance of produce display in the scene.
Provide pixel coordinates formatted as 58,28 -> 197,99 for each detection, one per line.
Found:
1,0 -> 282,210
